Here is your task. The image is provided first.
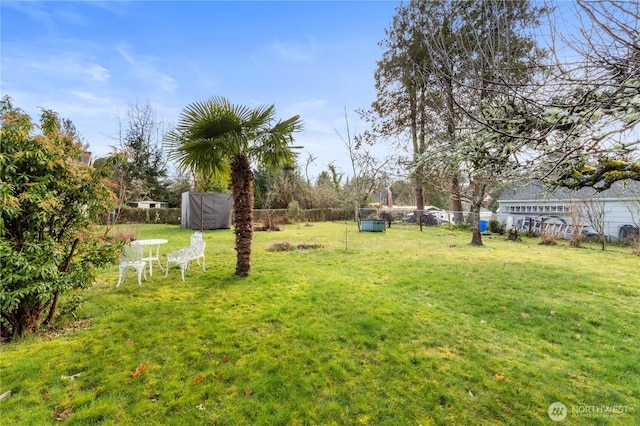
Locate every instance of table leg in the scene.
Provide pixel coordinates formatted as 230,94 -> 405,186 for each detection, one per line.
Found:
148,246 -> 153,276
155,244 -> 164,271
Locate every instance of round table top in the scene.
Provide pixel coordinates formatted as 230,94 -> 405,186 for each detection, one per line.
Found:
131,239 -> 168,245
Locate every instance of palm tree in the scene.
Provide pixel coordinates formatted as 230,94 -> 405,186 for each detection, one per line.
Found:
165,96 -> 303,277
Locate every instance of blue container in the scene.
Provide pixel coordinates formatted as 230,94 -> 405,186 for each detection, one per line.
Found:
361,219 -> 386,232
479,220 -> 488,232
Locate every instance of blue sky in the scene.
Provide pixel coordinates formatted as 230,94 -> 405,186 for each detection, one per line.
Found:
1,0 -> 401,178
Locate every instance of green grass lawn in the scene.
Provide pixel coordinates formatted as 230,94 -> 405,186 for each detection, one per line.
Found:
1,222 -> 638,425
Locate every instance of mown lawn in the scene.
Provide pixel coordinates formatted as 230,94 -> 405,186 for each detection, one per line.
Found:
1,222 -> 638,425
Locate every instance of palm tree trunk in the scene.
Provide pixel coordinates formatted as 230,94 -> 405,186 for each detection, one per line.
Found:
231,154 -> 254,277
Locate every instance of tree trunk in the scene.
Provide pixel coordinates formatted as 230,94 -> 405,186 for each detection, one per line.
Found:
6,300 -> 43,338
451,174 -> 463,223
231,154 -> 254,277
409,86 -> 426,212
414,185 -> 425,211
470,199 -> 484,246
469,179 -> 486,246
45,238 -> 80,325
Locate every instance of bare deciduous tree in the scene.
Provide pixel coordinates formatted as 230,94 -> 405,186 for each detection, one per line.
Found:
335,109 -> 392,231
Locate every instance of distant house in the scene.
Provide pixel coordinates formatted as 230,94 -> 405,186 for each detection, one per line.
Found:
497,180 -> 640,241
126,201 -> 169,209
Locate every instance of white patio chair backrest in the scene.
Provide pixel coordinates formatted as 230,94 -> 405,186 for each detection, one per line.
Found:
123,243 -> 144,262
193,239 -> 206,256
191,231 -> 203,246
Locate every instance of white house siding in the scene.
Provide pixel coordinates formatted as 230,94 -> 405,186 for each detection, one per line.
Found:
497,181 -> 640,241
127,201 -> 169,209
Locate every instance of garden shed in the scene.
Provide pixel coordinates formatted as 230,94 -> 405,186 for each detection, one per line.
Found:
181,192 -> 233,230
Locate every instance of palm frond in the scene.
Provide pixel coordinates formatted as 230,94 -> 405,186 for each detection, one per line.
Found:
164,96 -> 303,177
170,137 -> 230,176
250,114 -> 304,169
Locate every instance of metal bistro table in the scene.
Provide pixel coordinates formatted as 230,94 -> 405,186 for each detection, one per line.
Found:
131,239 -> 168,276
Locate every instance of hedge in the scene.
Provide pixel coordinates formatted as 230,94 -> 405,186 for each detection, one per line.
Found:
106,208 -> 181,225
102,207 -> 355,225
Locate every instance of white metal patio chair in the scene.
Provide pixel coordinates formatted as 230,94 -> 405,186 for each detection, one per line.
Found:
165,232 -> 206,281
190,231 -> 206,270
116,243 -> 147,287
165,246 -> 196,282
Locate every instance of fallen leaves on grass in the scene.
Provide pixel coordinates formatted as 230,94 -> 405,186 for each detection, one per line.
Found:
244,387 -> 252,397
494,374 -> 505,381
40,319 -> 92,341
55,408 -> 73,421
131,362 -> 149,378
191,375 -> 204,385
520,312 -> 530,319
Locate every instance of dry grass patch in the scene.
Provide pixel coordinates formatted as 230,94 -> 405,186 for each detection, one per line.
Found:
266,241 -> 323,251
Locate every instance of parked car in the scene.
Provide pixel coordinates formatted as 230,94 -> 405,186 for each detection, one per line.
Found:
403,207 -> 451,225
618,224 -> 639,241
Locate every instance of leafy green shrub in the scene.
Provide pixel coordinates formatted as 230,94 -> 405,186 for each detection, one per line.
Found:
114,207 -> 180,225
287,200 -> 302,223
445,222 -> 471,232
488,218 -> 506,235
0,97 -> 119,340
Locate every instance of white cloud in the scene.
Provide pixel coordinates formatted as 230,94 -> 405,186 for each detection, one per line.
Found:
264,38 -> 316,63
299,116 -> 333,134
87,64 -> 111,82
291,97 -> 328,111
8,53 -> 111,84
117,45 -> 178,92
69,90 -> 113,105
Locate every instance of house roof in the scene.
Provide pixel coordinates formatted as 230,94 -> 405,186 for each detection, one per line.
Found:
498,180 -> 640,202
